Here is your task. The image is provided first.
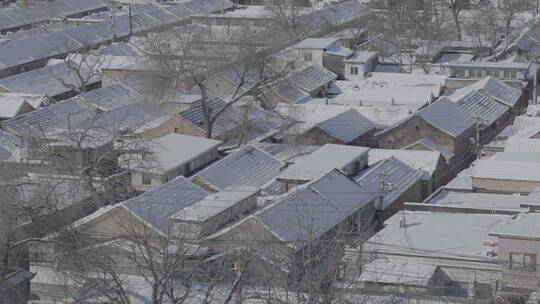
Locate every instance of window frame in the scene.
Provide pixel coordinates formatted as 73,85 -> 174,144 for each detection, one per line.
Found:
510,252 -> 536,271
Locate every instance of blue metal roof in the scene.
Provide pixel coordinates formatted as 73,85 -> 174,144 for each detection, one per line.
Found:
256,169 -> 375,247
193,145 -> 284,191
316,109 -> 376,143
121,176 -> 208,234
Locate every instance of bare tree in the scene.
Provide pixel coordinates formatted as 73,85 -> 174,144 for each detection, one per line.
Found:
440,0 -> 472,41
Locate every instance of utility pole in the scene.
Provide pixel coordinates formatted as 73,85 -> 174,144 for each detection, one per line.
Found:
470,116 -> 486,161
377,172 -> 392,229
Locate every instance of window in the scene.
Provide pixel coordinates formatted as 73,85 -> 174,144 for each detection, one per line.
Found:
304,52 -> 313,62
142,173 -> 152,185
453,68 -> 465,78
510,71 -> 518,79
174,128 -> 180,133
504,70 -> 512,79
510,253 -> 536,271
350,66 -> 359,75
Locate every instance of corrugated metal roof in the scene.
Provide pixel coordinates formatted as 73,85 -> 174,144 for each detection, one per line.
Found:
454,90 -> 509,127
289,65 -> 337,93
451,76 -> 521,107
0,0 -> 107,32
416,97 -> 475,137
353,157 -> 423,210
121,176 -> 208,234
1,98 -> 96,135
0,60 -> 101,98
271,80 -> 312,104
256,169 -> 375,247
192,145 -> 285,191
77,82 -> 138,111
316,108 -> 376,143
178,97 -> 243,137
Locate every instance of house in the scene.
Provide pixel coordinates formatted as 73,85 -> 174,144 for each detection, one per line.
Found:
376,97 -> 476,170
206,64 -> 277,99
352,157 -> 423,221
0,93 -> 48,120
205,169 -> 378,282
190,145 -> 285,193
343,51 -> 378,81
277,144 -> 369,192
292,37 -> 342,68
287,65 -> 337,98
346,211 -> 509,298
2,269 -> 35,304
368,149 -> 449,198
29,176 -> 210,302
0,61 -> 101,102
446,61 -> 531,89
326,79 -> 439,113
264,79 -> 313,105
271,104 -> 377,146
448,76 -> 525,111
174,97 -> 279,142
357,259 -> 452,296
489,213 -> 540,294
172,186 -> 260,239
450,90 -> 511,142
121,134 -> 222,192
472,159 -> 540,194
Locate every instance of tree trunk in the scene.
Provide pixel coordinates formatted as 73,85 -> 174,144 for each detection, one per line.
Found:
453,11 -> 462,41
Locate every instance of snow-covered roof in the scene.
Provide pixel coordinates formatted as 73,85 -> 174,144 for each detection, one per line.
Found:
257,170 -> 376,248
121,176 -> 208,234
367,72 -> 447,88
425,189 -> 529,212
122,134 -> 222,175
368,149 -> 441,180
255,143 -> 319,163
292,37 -> 340,50
192,145 -> 285,191
278,102 -> 408,129
360,259 -> 437,287
343,51 -> 378,63
0,60 -> 101,99
444,167 -> 474,192
173,186 -> 259,222
327,80 -> 435,112
473,159 -> 540,182
489,213 -> 540,240
450,76 -> 522,108
365,211 -> 510,259
353,157 -> 423,210
279,144 -> 369,181
0,93 -> 45,118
